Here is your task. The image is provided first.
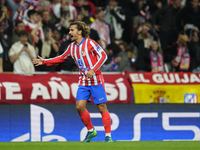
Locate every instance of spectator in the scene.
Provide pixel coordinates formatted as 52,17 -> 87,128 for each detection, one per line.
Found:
61,0 -> 77,21
104,0 -> 126,41
80,5 -> 95,22
73,0 -> 96,18
31,22 -> 59,72
118,41 -> 133,62
54,5 -> 72,42
176,0 -> 200,33
24,9 -> 44,40
115,42 -> 133,72
173,34 -> 190,71
0,0 -> 9,22
39,0 -> 57,25
101,42 -> 121,72
51,0 -> 77,21
186,28 -> 200,72
52,28 -> 62,46
153,0 -> 182,62
91,8 -> 111,49
12,20 -> 32,44
38,0 -> 51,12
0,20 -> 12,72
0,42 -> 3,72
0,0 -> 13,37
149,40 -> 165,72
82,16 -> 103,48
133,22 -> 155,47
133,22 -> 159,72
9,31 -> 36,74
41,10 -> 54,29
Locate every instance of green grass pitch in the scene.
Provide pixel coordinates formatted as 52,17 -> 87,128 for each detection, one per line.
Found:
0,141 -> 200,150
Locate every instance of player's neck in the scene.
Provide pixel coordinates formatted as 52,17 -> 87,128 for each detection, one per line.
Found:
76,37 -> 84,45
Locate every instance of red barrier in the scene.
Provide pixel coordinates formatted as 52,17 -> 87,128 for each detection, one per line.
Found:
0,72 -> 132,104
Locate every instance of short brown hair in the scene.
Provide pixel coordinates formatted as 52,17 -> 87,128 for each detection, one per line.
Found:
70,21 -> 90,38
19,31 -> 28,37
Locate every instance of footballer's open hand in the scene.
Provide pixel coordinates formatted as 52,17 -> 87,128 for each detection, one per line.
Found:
32,55 -> 44,66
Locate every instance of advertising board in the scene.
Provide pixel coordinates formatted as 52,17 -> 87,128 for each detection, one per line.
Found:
0,104 -> 199,142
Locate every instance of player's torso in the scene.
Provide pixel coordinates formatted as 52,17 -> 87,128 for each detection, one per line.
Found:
69,38 -> 103,86
70,39 -> 97,71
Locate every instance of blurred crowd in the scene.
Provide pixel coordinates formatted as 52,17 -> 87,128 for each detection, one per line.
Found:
0,0 -> 200,74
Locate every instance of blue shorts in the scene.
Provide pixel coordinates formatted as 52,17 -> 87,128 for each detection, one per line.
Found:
76,84 -> 107,104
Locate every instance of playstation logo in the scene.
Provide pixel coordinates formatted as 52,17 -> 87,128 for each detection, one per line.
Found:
12,104 -> 66,141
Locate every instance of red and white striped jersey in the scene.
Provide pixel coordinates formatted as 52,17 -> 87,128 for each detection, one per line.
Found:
13,3 -> 38,21
43,38 -> 107,86
23,19 -> 44,40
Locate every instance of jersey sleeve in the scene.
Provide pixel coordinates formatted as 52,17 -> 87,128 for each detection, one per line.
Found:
89,40 -> 107,72
43,45 -> 71,66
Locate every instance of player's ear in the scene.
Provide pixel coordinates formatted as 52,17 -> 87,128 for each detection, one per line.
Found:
78,30 -> 82,35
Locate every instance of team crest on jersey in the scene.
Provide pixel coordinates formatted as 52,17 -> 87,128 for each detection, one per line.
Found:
81,50 -> 86,56
78,59 -> 84,68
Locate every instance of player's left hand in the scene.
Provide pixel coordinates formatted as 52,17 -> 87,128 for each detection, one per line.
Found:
86,69 -> 94,78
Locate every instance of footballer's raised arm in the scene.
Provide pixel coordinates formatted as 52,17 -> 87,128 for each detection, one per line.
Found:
43,45 -> 72,66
